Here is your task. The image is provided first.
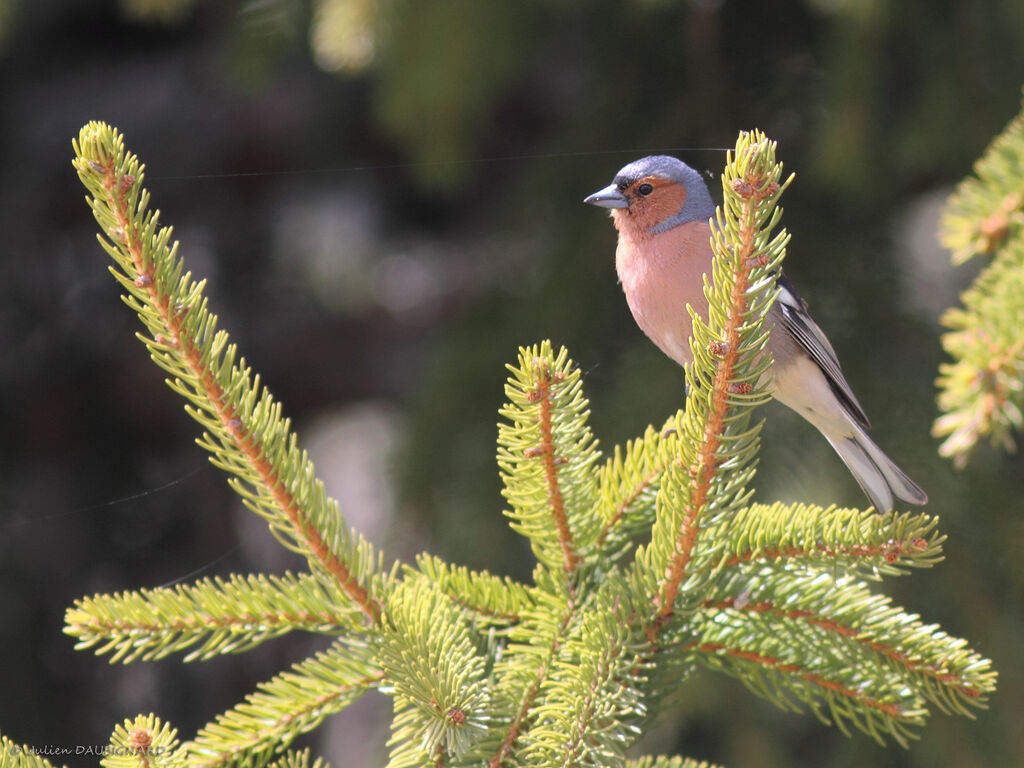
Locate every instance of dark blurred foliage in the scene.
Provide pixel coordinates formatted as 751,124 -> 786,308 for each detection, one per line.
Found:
0,0 -> 1022,766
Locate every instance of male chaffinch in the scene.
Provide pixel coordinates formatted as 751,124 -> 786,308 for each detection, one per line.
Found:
584,155 -> 927,512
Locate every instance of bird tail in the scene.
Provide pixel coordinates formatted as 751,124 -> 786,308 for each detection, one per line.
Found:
825,422 -> 928,512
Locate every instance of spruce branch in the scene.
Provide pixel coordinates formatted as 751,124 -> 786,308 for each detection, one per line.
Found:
64,572 -> 369,663
72,122 -> 382,623
498,342 -> 602,576
488,579 -> 583,768
933,240 -> 1024,464
524,580 -> 649,768
720,503 -> 943,578
185,639 -> 380,768
934,96 -> 1024,465
690,571 -> 994,745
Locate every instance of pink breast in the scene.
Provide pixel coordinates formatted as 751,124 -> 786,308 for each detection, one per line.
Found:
614,220 -> 714,367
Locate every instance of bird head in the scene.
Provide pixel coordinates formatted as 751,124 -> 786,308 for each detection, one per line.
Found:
584,155 -> 715,237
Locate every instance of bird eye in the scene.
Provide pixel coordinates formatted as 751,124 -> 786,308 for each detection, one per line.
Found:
637,183 -> 654,196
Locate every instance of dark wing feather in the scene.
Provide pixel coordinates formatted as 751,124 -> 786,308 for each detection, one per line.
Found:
774,272 -> 871,430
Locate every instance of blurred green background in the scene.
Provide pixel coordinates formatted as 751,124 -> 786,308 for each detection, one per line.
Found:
0,0 -> 1021,766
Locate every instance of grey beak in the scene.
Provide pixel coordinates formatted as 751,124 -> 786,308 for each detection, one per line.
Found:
583,183 -> 628,209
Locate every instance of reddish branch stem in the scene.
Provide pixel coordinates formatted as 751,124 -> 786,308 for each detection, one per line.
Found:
656,183 -> 765,619
531,360 -> 579,575
724,536 -> 930,567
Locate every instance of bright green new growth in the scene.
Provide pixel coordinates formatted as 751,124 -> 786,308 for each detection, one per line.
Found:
934,94 -> 1024,465
0,124 -> 995,768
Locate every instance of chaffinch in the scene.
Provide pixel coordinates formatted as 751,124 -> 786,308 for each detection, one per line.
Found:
585,155 -> 927,512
